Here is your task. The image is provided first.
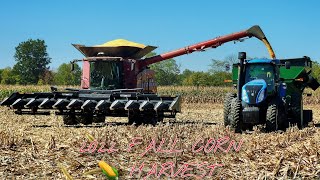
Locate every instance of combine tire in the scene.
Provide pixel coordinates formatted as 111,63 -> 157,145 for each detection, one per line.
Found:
143,112 -> 158,126
157,112 -> 164,123
230,98 -> 243,133
93,116 -> 105,123
63,115 -> 78,125
223,93 -> 236,126
76,115 -> 93,125
128,111 -> 141,125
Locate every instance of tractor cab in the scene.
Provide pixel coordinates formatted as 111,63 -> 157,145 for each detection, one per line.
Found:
241,59 -> 279,105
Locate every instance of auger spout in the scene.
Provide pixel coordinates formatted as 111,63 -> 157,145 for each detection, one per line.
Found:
139,25 -> 276,68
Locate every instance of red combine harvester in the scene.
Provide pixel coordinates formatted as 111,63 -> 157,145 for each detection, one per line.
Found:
0,25 -> 274,125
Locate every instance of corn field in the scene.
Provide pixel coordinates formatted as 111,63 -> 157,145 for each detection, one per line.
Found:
1,85 -> 320,104
0,85 -> 319,179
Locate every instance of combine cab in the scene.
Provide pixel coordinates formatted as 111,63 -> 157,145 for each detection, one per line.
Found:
1,25 -> 281,125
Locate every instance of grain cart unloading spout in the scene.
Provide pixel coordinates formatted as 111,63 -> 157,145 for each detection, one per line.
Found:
139,25 -> 276,68
247,25 -> 276,59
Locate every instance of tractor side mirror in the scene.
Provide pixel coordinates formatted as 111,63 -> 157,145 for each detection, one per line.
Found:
225,64 -> 230,71
285,61 -> 291,69
238,52 -> 246,60
276,78 -> 285,83
71,62 -> 75,71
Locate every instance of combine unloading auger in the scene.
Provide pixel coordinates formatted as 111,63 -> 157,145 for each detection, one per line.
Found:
0,25 -> 275,125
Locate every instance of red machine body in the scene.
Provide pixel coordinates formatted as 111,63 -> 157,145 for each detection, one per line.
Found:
76,25 -> 274,92
0,25 -> 276,126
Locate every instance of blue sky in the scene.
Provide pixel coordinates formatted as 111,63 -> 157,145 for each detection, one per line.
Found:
1,0 -> 320,71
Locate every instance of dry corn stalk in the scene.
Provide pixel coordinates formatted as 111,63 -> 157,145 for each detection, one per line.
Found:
57,163 -> 74,180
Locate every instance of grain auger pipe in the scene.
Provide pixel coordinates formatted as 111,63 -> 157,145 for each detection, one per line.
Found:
138,25 -> 276,69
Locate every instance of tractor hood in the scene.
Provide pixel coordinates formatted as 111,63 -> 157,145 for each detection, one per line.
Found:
242,79 -> 267,104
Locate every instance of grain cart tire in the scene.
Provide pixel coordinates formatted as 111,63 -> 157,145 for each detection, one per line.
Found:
63,115 -> 78,125
291,93 -> 304,129
303,110 -> 312,126
223,93 -> 236,126
93,116 -> 105,123
266,103 -> 286,132
76,115 -> 93,125
230,98 -> 243,133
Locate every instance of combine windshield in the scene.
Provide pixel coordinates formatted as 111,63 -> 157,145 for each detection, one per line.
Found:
90,61 -> 122,90
245,64 -> 275,91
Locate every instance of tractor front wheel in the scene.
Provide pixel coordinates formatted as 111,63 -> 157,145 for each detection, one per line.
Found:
230,98 -> 243,133
223,93 -> 236,126
266,102 -> 287,132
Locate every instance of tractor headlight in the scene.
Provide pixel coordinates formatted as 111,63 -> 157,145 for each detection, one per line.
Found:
257,89 -> 265,103
242,89 -> 249,103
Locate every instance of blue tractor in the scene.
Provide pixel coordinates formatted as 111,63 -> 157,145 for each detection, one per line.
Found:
224,52 -> 319,133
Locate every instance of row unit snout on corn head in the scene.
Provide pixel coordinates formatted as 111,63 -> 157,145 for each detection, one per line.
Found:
2,25 -> 311,127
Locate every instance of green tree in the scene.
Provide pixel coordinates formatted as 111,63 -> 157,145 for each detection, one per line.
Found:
182,71 -> 213,86
146,52 -> 181,85
179,69 -> 193,82
311,61 -> 320,81
40,70 -> 55,85
0,69 -> 3,83
1,67 -> 19,84
209,54 -> 237,74
211,71 -> 232,86
12,39 -> 51,84
54,63 -> 81,85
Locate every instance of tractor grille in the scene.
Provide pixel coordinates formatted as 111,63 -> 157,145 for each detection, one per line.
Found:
244,85 -> 263,104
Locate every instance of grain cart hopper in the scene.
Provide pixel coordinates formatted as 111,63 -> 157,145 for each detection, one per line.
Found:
224,52 -> 319,133
1,25 -> 275,125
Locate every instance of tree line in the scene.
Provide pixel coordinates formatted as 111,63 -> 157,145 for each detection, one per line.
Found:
2,39 -> 319,87
0,39 -> 82,86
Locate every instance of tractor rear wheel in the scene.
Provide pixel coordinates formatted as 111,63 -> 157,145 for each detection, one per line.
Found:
230,98 -> 243,133
63,115 -> 78,125
223,93 -> 236,126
